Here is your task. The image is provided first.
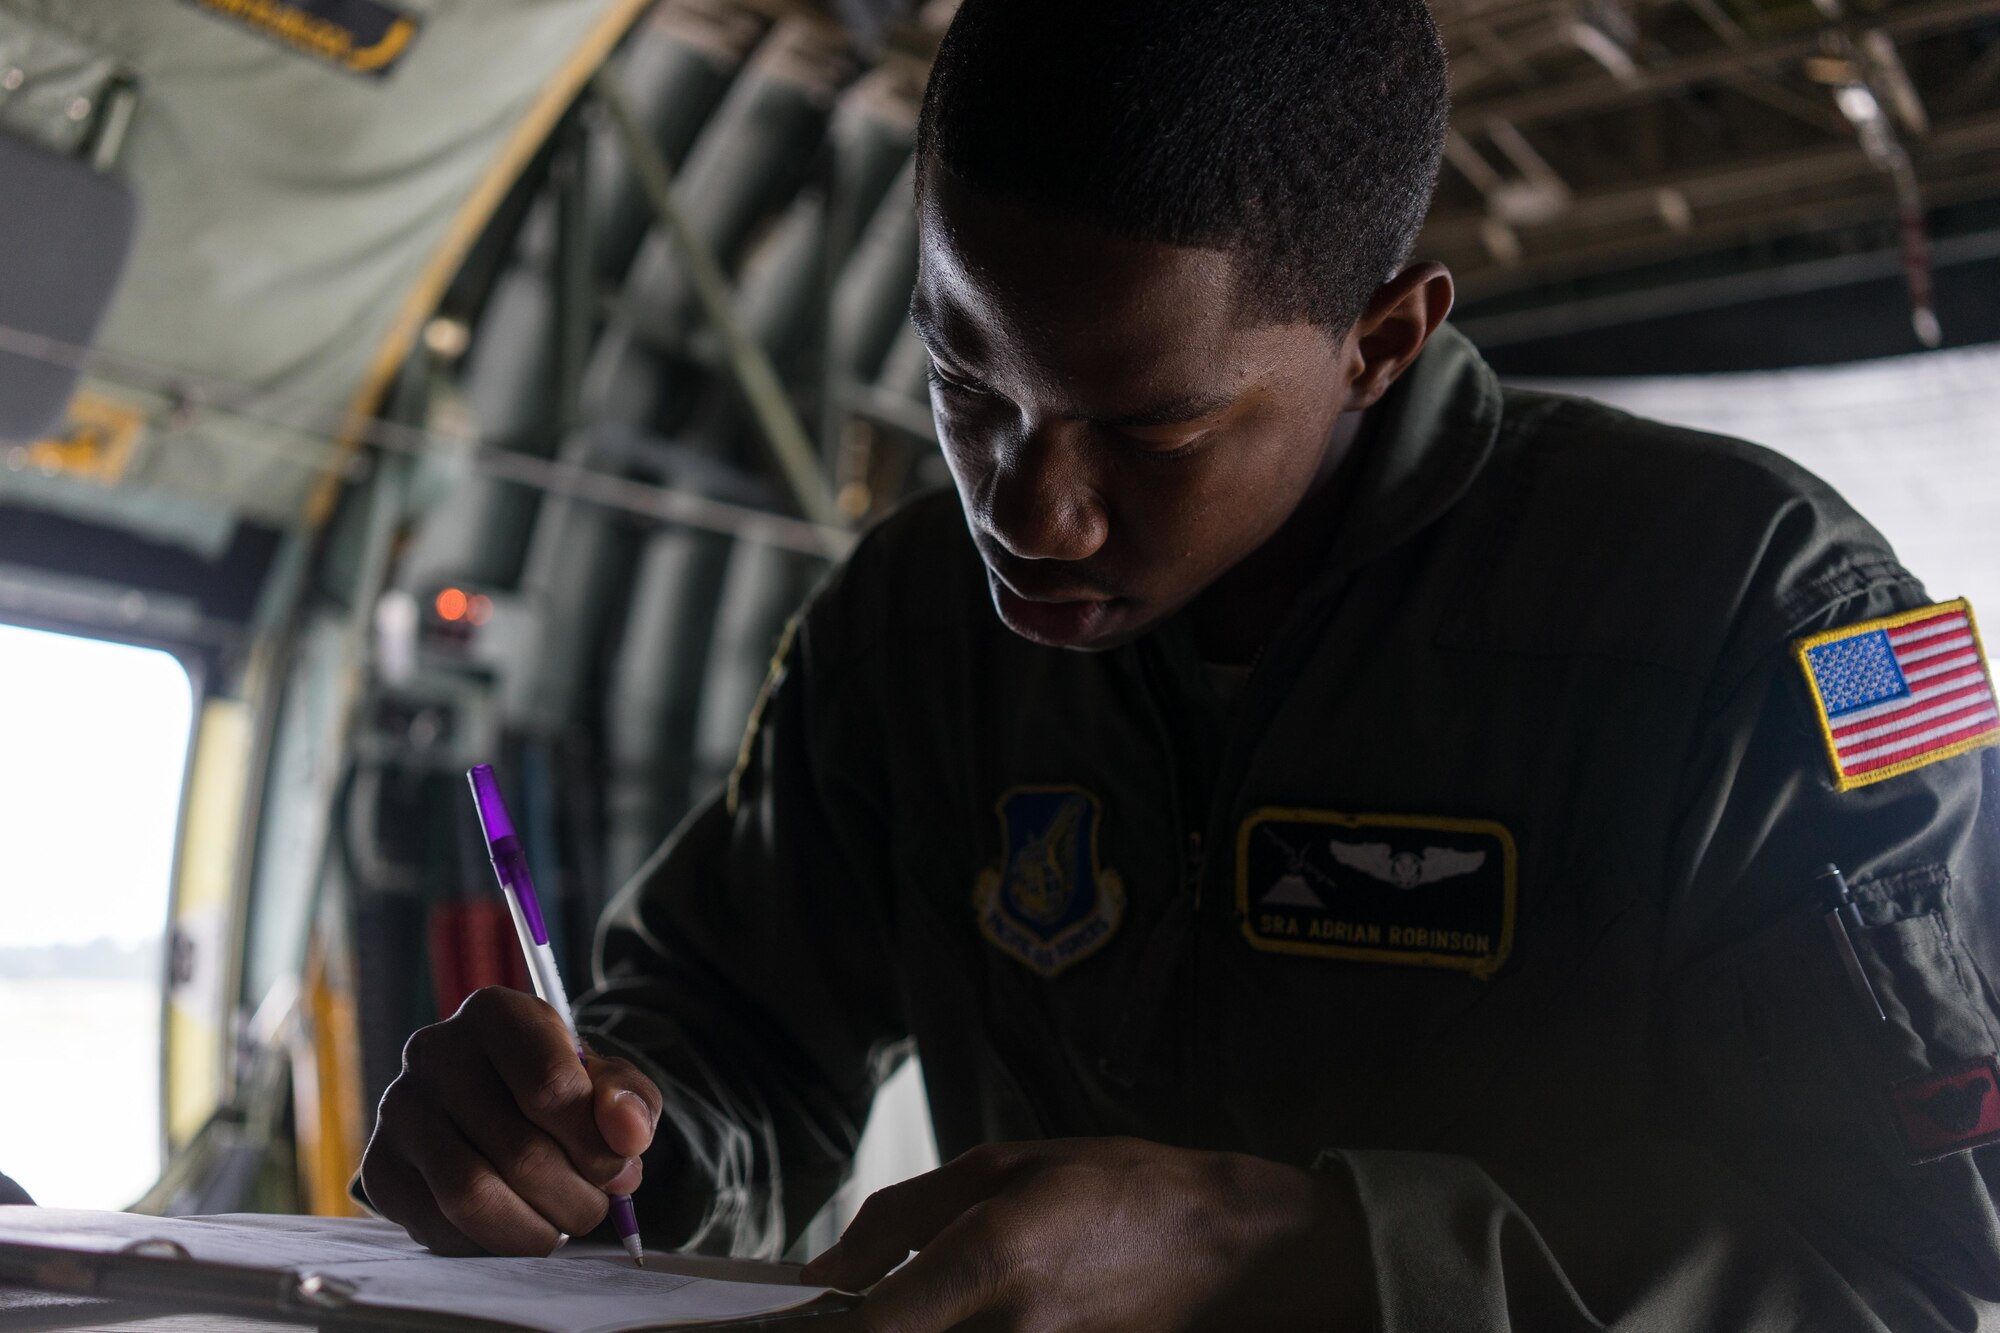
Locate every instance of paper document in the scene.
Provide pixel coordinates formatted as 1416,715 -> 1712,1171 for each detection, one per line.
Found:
0,1208 -> 836,1331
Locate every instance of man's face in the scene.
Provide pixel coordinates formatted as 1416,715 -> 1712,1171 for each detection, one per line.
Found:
914,170 -> 1355,651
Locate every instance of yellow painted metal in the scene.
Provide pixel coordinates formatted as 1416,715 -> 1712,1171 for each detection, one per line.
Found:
293,929 -> 365,1217
298,0 -> 659,531
23,391 -> 147,485
164,699 -> 252,1151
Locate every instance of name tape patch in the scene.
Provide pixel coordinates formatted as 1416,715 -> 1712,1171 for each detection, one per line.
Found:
1796,598 -> 1999,791
1236,810 -> 1516,979
1890,1057 -> 2000,1163
186,0 -> 422,77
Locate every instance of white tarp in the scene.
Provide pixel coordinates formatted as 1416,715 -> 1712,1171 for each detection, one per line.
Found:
1516,341 -> 2000,621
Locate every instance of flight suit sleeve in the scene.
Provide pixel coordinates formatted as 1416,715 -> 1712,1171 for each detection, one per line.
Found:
1320,579 -> 2000,1331
572,606 -> 909,1260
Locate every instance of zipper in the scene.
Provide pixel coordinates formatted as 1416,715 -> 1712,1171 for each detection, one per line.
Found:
1097,646 -> 1202,1093
1197,570 -> 1357,869
1183,829 -> 1207,909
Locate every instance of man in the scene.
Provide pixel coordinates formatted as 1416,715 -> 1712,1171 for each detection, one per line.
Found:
361,0 -> 2000,1327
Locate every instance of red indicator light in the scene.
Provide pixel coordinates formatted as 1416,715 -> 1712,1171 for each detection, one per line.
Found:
468,594 -> 493,626
434,587 -> 469,622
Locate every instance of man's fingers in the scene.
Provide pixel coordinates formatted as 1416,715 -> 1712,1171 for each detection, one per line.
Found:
850,1203 -> 1015,1333
458,989 -> 629,1186
408,1103 -> 566,1256
359,1148 -> 483,1257
444,1062 -> 616,1237
803,1145 -> 1020,1292
586,1053 -> 662,1161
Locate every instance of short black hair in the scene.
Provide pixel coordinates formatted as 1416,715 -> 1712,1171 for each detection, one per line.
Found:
915,0 -> 1450,333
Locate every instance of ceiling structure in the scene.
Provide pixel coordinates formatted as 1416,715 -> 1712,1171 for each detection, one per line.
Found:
1420,0 -> 2000,341
1,0 -> 1992,562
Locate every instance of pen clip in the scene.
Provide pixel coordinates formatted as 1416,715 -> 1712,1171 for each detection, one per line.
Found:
1815,864 -> 1887,1024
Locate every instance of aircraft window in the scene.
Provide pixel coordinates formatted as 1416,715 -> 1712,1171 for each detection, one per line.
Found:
0,623 -> 193,1209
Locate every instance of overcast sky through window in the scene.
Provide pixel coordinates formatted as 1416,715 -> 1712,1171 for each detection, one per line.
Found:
0,623 -> 192,950
0,623 -> 192,1209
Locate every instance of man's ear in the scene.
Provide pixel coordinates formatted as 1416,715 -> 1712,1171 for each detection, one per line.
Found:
1341,262 -> 1454,413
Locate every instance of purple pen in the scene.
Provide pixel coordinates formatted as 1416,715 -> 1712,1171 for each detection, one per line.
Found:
467,764 -> 645,1268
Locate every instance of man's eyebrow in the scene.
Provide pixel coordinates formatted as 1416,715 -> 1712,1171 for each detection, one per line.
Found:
910,296 -> 1237,427
907,299 -> 951,358
1094,389 -> 1239,429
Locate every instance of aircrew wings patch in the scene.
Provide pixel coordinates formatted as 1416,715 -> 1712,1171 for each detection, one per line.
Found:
1796,598 -> 1998,791
1235,810 -> 1517,979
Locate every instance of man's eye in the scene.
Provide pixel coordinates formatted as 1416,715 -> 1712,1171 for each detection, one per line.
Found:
926,363 -> 992,399
1118,427 -> 1211,460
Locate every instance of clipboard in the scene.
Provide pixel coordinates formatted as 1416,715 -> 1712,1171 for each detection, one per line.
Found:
0,1210 -> 854,1331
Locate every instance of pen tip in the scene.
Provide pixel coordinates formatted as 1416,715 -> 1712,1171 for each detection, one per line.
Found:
635,1255 -> 645,1269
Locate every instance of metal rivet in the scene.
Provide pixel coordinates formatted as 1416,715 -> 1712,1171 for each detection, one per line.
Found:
66,95 -> 91,121
0,68 -> 22,92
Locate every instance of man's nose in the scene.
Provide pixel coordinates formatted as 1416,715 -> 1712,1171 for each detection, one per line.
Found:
984,425 -> 1109,564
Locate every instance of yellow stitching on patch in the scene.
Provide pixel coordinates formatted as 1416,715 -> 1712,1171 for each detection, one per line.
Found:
346,17 -> 417,72
726,614 -> 801,817
1794,598 -> 1999,792
1235,809 -> 1518,979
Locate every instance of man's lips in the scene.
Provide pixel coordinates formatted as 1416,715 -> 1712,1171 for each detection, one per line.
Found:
995,578 -> 1113,606
992,584 -> 1114,646
984,559 -> 1116,608
984,566 -> 1119,647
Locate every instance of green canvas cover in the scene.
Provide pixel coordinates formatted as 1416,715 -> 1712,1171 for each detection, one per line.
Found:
0,0 -> 648,537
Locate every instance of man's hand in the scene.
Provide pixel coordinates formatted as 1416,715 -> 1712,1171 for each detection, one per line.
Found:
360,986 -> 663,1256
799,1137 -> 1371,1332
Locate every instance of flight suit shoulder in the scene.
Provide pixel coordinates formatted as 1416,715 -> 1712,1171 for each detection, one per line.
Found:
1440,388 -> 1920,681
793,486 -> 986,679
725,486 -> 983,816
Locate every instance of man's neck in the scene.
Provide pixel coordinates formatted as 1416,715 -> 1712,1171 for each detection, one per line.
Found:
1187,410 -> 1368,666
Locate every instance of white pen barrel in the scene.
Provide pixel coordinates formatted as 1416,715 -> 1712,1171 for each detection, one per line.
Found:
527,938 -> 581,1046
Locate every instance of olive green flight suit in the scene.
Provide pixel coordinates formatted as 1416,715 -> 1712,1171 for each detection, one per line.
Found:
577,326 -> 2000,1330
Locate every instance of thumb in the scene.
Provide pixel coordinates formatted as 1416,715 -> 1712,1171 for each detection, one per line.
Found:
585,1052 -> 662,1159
801,1148 -> 1012,1291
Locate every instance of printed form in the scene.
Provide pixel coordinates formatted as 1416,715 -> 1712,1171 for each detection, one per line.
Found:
0,1208 -> 837,1330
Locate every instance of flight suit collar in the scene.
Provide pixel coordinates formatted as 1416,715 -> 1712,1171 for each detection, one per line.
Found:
1146,322 -> 1506,688
1321,322 -> 1506,580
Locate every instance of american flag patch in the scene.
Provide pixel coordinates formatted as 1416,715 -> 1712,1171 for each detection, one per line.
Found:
1796,598 -> 1999,790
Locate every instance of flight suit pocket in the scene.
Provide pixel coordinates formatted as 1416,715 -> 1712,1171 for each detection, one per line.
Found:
1671,861 -> 2000,1257
1834,867 -> 2000,1171
1844,865 -> 1998,1073
1789,864 -> 2000,1289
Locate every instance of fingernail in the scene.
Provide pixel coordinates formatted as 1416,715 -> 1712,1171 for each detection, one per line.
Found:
614,1089 -> 656,1128
552,1234 -> 569,1253
608,1156 -> 643,1194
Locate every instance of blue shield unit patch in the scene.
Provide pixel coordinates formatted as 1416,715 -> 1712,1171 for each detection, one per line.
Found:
974,786 -> 1125,977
